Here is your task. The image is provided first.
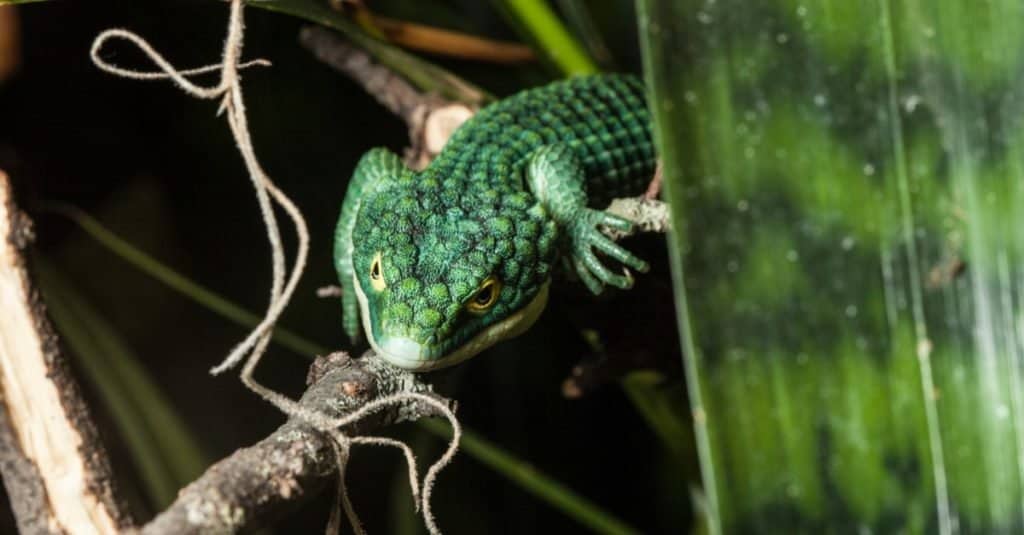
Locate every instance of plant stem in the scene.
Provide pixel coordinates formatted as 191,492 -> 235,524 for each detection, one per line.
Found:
554,0 -> 615,70
247,0 -> 493,105
421,418 -> 640,535
42,204 -> 322,358
490,0 -> 599,76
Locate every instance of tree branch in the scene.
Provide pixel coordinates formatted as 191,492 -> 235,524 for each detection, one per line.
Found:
0,170 -> 132,534
142,351 -> 452,535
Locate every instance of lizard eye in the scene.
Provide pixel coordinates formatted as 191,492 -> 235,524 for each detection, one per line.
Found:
369,252 -> 386,291
467,276 -> 501,314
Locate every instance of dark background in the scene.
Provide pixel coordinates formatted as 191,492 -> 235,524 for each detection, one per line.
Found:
0,1 -> 687,533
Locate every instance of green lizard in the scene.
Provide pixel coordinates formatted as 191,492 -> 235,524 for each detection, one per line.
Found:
334,74 -> 656,370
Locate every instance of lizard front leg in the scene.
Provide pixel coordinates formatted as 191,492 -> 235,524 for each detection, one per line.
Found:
334,148 -> 404,342
526,144 -> 649,294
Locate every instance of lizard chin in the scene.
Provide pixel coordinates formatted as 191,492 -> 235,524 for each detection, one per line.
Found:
376,337 -> 427,368
354,277 -> 550,371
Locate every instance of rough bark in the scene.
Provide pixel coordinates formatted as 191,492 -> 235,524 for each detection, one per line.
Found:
0,170 -> 132,534
141,351 -> 451,535
0,398 -> 58,535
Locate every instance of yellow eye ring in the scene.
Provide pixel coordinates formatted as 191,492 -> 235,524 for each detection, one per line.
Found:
466,276 -> 501,314
369,252 -> 386,291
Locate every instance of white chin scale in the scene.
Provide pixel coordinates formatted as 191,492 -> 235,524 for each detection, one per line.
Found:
354,276 -> 550,371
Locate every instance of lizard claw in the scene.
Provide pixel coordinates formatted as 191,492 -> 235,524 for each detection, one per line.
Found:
570,209 -> 649,294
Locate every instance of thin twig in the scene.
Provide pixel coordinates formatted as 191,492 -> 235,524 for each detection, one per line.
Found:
0,5 -> 21,83
344,3 -> 535,64
141,351 -> 455,535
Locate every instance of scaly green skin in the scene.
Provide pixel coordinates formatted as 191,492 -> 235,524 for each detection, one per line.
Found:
334,74 -> 656,370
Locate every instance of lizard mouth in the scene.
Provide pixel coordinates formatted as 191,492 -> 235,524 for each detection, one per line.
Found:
373,337 -> 429,369
354,276 -> 550,371
353,277 -> 439,369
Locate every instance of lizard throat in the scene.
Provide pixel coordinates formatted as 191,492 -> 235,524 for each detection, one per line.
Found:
354,276 -> 550,371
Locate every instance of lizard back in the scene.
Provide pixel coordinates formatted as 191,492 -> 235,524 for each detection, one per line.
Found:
422,74 -> 657,207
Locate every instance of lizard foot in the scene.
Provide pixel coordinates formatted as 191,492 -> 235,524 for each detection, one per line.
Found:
570,208 -> 649,294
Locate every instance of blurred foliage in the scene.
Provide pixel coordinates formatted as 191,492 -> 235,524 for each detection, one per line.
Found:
641,0 -> 1024,532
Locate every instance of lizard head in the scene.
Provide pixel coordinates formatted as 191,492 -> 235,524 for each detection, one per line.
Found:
351,178 -> 558,371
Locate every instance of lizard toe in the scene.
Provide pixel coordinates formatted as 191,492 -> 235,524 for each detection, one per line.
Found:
581,247 -> 633,290
573,256 -> 605,294
589,209 -> 633,232
591,232 -> 649,273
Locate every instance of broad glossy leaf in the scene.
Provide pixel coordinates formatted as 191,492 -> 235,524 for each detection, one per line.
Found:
640,0 -> 1024,532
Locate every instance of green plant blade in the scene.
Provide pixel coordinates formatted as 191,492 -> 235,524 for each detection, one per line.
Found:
621,371 -> 693,471
554,0 -> 615,70
52,206 -> 640,534
636,1 -> 721,532
246,0 -> 493,105
36,257 -> 208,508
640,0 -> 1024,532
420,418 -> 639,535
489,0 -> 598,76
620,372 -> 694,529
43,204 -> 321,359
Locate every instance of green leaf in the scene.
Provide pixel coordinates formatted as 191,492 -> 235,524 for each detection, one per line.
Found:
636,1 -> 721,532
44,204 -> 321,359
639,0 -> 1024,532
489,0 -> 598,76
554,0 -> 615,70
621,371 -> 694,468
421,418 -> 640,535
246,0 -> 493,105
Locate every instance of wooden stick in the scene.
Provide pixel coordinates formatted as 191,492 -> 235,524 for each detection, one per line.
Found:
0,170 -> 131,534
